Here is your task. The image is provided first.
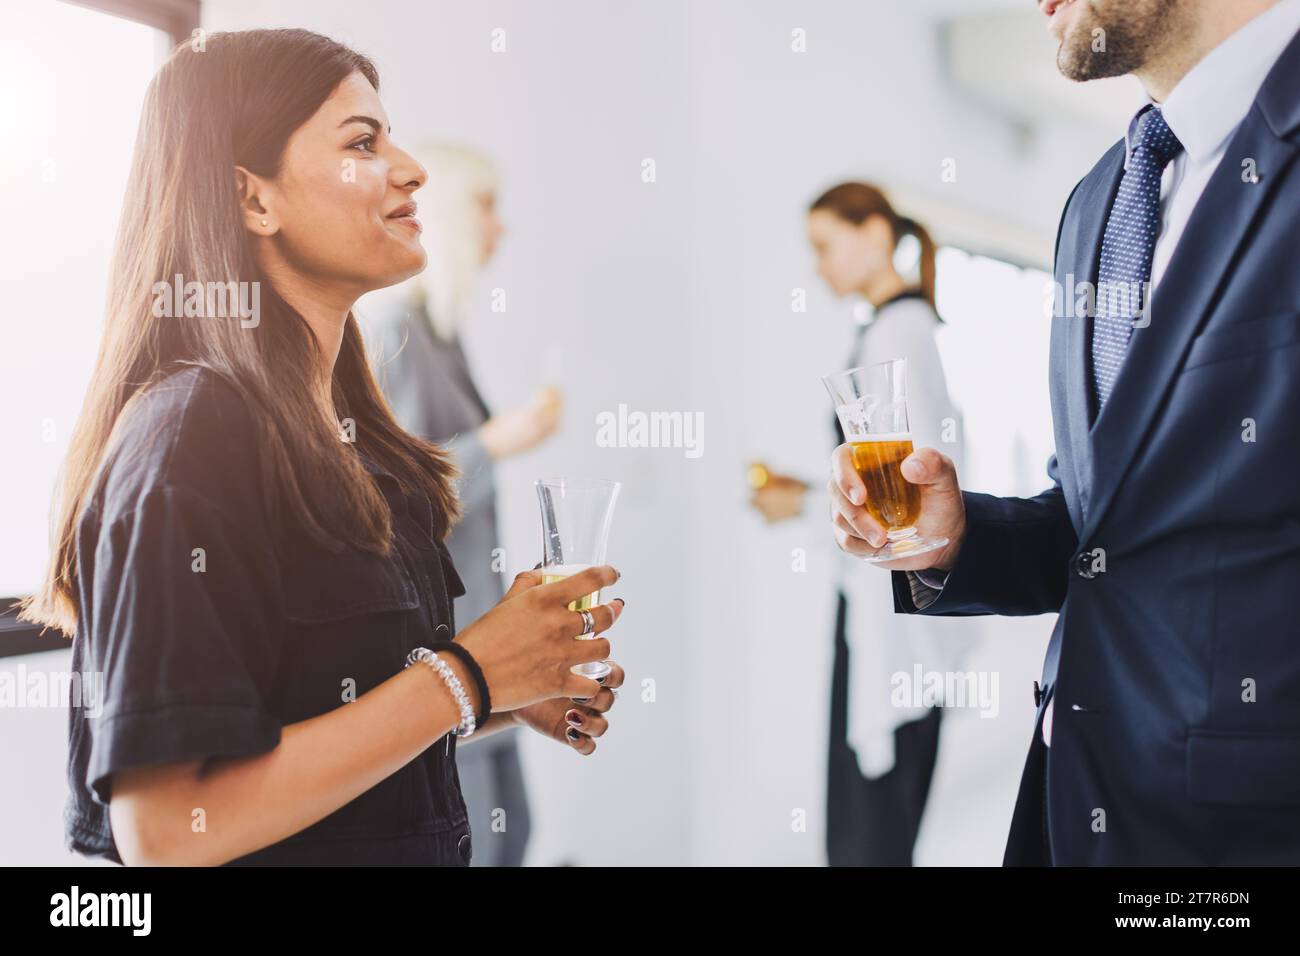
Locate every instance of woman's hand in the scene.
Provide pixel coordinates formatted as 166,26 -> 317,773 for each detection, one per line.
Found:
749,471 -> 809,523
453,565 -> 624,713
513,663 -> 625,755
479,386 -> 563,460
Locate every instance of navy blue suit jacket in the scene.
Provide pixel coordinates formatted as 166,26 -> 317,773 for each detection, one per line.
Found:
892,29 -> 1300,865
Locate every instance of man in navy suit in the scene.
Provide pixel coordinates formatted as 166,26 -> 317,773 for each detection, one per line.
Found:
829,0 -> 1300,865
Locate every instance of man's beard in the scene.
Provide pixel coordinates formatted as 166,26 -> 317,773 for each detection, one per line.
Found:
1056,0 -> 1181,81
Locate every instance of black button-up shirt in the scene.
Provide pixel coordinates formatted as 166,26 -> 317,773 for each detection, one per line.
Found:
64,365 -> 472,865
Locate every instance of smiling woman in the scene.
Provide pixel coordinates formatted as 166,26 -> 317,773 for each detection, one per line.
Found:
16,28 -> 628,867
24,29 -> 445,635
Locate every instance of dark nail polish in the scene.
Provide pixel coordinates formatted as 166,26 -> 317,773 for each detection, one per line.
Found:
566,710 -> 584,726
572,696 -> 592,703
615,598 -> 626,607
566,727 -> 581,741
596,673 -> 609,684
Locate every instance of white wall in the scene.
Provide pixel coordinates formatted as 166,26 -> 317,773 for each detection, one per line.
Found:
0,649 -> 115,865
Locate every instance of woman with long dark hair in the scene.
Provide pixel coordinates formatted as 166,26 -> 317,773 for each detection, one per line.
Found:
19,29 -> 626,866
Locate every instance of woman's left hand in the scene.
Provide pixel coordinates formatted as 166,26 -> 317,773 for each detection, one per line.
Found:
513,662 -> 625,755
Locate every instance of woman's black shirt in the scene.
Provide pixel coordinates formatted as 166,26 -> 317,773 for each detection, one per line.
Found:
64,365 -> 474,865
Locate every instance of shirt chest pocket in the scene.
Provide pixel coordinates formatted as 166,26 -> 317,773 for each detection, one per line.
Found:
279,542 -> 432,712
282,544 -> 421,625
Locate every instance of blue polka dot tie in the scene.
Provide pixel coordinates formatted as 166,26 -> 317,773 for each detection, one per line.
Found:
1090,107 -> 1184,414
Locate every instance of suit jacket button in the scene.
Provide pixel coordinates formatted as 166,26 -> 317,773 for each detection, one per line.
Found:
1073,551 -> 1097,579
457,833 -> 472,864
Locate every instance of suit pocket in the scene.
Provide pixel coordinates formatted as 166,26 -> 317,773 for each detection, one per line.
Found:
1183,310 -> 1300,370
1187,728 -> 1300,806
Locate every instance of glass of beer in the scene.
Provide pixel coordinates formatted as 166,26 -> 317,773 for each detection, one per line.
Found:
535,477 -> 621,679
821,358 -> 949,564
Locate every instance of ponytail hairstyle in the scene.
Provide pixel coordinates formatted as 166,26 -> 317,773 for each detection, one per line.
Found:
809,182 -> 940,317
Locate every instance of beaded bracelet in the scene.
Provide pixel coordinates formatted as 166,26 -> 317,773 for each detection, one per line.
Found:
433,641 -> 492,726
405,647 -> 476,738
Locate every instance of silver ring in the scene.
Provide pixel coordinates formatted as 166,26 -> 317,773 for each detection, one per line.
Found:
578,608 -> 595,635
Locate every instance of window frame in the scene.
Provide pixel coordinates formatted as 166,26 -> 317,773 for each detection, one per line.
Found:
1,0 -> 199,658
61,0 -> 199,46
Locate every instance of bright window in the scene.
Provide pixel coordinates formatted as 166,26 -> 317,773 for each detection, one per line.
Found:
0,2 -> 170,597
933,246 -> 1058,499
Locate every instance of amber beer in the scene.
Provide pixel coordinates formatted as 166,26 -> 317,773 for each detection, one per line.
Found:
823,360 -> 949,563
849,433 -> 920,530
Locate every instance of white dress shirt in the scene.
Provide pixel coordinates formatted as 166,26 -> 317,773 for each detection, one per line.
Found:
1144,0 -> 1300,295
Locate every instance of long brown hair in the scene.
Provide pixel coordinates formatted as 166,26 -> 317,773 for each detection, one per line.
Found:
20,29 -> 461,636
810,182 -> 940,314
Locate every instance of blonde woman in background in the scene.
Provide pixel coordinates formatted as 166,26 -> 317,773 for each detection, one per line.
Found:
365,144 -> 564,867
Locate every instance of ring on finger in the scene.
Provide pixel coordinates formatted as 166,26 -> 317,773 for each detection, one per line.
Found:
578,608 -> 595,636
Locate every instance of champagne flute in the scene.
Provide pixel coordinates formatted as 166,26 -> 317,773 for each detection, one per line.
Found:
535,477 -> 621,679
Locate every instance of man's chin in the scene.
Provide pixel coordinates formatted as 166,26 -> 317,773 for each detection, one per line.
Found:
1057,41 -> 1125,83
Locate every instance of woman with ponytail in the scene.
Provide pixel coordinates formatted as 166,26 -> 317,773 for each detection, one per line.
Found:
752,181 -> 978,865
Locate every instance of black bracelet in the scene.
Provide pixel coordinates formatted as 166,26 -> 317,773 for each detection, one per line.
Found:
434,642 -> 491,726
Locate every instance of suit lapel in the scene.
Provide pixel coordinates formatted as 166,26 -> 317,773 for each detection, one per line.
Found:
1052,142 -> 1124,530
1080,106 -> 1298,543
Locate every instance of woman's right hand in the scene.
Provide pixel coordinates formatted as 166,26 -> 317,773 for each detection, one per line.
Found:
479,386 -> 563,460
453,565 -> 624,712
749,471 -> 809,523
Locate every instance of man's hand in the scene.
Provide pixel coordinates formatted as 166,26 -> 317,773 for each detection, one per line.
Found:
828,444 -> 967,571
